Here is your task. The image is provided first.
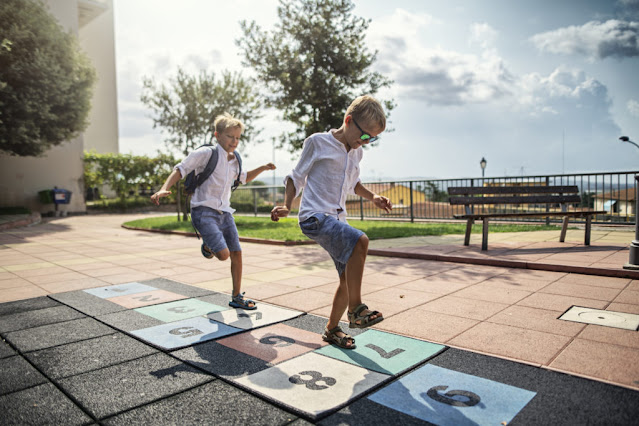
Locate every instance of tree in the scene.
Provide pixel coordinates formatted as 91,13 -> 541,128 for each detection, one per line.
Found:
236,0 -> 395,153
0,0 -> 96,156
141,68 -> 263,157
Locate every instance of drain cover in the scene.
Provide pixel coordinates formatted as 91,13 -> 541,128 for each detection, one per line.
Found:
559,306 -> 639,330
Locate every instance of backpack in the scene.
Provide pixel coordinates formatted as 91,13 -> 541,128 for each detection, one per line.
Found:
184,145 -> 242,195
183,144 -> 242,239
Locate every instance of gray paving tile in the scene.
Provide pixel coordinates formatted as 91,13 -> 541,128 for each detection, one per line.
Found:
322,397 -> 430,426
58,352 -> 215,419
0,338 -> 15,359
25,333 -> 158,379
141,277 -> 215,297
283,314 -> 366,337
173,340 -> 271,379
0,296 -> 61,317
49,290 -> 127,316
196,292 -> 235,307
0,305 -> 86,333
102,380 -> 297,425
0,383 -> 93,425
0,355 -> 48,395
4,317 -> 116,352
95,309 -> 164,332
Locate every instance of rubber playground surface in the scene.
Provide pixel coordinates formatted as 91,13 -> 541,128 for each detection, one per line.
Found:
1,214 -> 638,424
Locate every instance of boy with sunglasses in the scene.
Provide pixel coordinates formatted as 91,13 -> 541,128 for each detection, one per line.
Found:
270,95 -> 392,349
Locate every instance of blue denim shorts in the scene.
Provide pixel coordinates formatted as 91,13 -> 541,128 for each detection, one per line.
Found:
299,213 -> 364,276
191,207 -> 241,253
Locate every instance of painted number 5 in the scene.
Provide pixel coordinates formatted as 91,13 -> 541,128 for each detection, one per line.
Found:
425,385 -> 481,407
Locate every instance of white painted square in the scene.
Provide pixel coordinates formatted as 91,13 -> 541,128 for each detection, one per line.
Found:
206,303 -> 303,329
559,306 -> 639,330
84,282 -> 156,299
131,316 -> 241,350
234,352 -> 389,417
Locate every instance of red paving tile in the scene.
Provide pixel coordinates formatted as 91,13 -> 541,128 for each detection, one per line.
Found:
418,295 -> 509,321
448,322 -> 572,365
549,339 -> 639,390
539,281 -> 623,301
487,305 -> 586,337
517,292 -> 608,312
376,309 -> 479,344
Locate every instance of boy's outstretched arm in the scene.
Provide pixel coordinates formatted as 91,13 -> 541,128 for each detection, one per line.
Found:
246,163 -> 276,183
354,182 -> 392,213
150,169 -> 182,205
270,177 -> 296,222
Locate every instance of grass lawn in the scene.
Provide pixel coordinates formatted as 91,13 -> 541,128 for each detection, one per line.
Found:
123,215 -> 564,242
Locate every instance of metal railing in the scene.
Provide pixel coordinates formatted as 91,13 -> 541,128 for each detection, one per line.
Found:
230,171 -> 638,225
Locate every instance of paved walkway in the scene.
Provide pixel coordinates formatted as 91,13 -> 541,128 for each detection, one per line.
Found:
1,214 -> 638,424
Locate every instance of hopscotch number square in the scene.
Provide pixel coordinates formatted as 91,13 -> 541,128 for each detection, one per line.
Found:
107,290 -> 188,309
234,352 -> 389,418
131,316 -> 241,350
368,364 -> 536,426
135,299 -> 227,323
207,303 -> 303,329
217,323 -> 328,364
315,329 -> 445,375
84,282 -> 157,299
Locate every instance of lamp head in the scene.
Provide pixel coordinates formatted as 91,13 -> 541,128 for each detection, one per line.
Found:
480,157 -> 487,169
620,136 -> 630,142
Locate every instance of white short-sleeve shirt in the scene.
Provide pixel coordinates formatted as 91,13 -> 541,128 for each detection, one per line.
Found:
285,130 -> 362,222
175,145 -> 247,214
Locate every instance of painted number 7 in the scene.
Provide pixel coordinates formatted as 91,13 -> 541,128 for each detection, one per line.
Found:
365,343 -> 405,359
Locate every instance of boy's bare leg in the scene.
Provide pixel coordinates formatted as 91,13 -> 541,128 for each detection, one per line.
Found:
326,273 -> 354,347
229,250 -> 254,308
345,235 -> 382,321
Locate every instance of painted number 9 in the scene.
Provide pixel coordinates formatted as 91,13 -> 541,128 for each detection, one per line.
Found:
425,385 -> 481,407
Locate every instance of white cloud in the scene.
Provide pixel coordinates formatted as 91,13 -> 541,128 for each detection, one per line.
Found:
469,22 -> 498,50
529,19 -> 639,60
628,99 -> 639,116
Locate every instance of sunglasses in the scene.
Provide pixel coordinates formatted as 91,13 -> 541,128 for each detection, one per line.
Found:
351,117 -> 380,143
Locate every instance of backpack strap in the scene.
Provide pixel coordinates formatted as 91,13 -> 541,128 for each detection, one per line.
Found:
231,151 -> 242,192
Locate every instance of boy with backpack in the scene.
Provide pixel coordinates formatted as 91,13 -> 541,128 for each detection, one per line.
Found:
151,113 -> 275,309
270,95 -> 391,348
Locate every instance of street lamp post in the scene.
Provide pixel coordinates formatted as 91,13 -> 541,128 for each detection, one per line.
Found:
480,157 -> 487,178
620,136 -> 639,151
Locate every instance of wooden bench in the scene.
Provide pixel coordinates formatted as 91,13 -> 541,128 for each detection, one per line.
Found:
448,185 -> 607,250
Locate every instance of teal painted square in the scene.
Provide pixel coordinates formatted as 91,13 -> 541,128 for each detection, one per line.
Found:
315,329 -> 445,375
135,299 -> 227,323
368,364 -> 536,426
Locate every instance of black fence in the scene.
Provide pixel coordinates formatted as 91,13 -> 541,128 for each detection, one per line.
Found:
231,171 -> 638,225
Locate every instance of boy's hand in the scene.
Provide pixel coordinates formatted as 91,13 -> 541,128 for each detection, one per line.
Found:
373,195 -> 392,213
270,205 -> 289,222
150,190 -> 171,206
264,163 -> 276,170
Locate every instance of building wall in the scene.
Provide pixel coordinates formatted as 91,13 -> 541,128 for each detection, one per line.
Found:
0,0 -> 118,214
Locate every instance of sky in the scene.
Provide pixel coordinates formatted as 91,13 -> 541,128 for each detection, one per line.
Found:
113,0 -> 639,182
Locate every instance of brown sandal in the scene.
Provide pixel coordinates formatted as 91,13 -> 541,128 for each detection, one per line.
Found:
348,303 -> 384,329
322,326 -> 356,349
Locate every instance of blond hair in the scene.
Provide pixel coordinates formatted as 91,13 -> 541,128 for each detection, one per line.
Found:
345,95 -> 386,130
214,112 -> 245,134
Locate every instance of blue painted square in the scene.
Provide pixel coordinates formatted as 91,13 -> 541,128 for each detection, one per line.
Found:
135,299 -> 227,323
131,317 -> 241,350
368,364 -> 536,426
315,329 -> 445,375
84,282 -> 157,299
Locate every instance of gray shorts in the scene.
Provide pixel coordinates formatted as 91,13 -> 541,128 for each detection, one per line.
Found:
191,207 -> 241,253
299,213 -> 364,276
